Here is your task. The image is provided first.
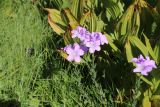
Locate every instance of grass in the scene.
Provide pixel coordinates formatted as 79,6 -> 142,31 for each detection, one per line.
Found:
0,0 -> 140,107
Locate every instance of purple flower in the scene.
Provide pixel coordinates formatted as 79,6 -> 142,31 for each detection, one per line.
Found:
71,26 -> 108,54
64,43 -> 84,62
132,55 -> 157,76
71,26 -> 89,41
84,32 -> 102,53
85,40 -> 101,53
99,33 -> 108,45
79,43 -> 89,53
63,44 -> 72,52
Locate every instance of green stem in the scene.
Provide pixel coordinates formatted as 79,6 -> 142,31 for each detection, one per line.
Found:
136,73 -> 153,87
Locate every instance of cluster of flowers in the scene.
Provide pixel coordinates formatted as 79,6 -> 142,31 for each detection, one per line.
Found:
63,26 -> 108,62
62,26 -> 157,76
132,55 -> 157,76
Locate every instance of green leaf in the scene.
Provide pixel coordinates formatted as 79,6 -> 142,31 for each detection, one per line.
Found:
62,8 -> 79,29
130,36 -> 148,56
116,4 -> 134,35
48,17 -> 65,35
144,34 -> 158,63
104,33 -> 120,52
154,41 -> 160,64
80,11 -> 90,25
45,8 -> 66,35
71,0 -> 84,19
45,8 -> 66,26
137,73 -> 153,87
29,98 -> 40,107
61,0 -> 72,9
125,41 -> 133,62
151,95 -> 160,100
57,50 -> 68,59
104,0 -> 124,21
80,11 -> 104,32
52,0 -> 63,9
152,78 -> 160,93
89,12 -> 97,32
96,19 -> 105,32
142,96 -> 151,107
63,31 -> 73,45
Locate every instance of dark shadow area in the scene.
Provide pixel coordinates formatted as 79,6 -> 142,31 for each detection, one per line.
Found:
0,99 -> 20,107
41,34 -> 65,78
81,68 -> 93,85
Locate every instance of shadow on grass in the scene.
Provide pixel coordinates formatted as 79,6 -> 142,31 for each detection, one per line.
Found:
0,99 -> 20,107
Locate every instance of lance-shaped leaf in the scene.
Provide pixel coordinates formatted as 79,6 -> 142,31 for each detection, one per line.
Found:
142,96 -> 151,107
154,41 -> 160,64
62,8 -> 79,29
45,8 -> 66,35
132,9 -> 140,35
105,0 -> 124,21
144,34 -> 158,63
88,12 -> 97,32
51,0 -> 63,9
71,0 -> 84,19
130,36 -> 148,56
104,33 -> 120,53
116,0 -> 146,36
80,11 -> 104,32
125,40 -> 133,62
80,11 -> 96,32
116,4 -> 135,35
80,11 -> 90,25
63,30 -> 73,45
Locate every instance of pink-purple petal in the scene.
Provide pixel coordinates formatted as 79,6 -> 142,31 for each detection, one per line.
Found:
74,56 -> 81,62
132,55 -> 157,76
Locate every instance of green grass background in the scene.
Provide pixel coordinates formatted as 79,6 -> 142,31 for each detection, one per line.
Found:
0,0 -> 140,107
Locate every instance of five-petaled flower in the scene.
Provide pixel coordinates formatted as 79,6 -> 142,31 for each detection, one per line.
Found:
64,43 -> 84,62
63,26 -> 108,62
132,55 -> 157,76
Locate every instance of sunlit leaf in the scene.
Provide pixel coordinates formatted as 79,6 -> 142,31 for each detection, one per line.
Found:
104,33 -> 120,52
125,40 -> 133,62
154,40 -> 160,64
51,0 -> 63,9
71,0 -> 84,19
62,8 -> 79,29
142,96 -> 151,107
45,8 -> 66,35
105,0 -> 124,21
116,4 -> 134,35
130,36 -> 148,56
144,34 -> 158,63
